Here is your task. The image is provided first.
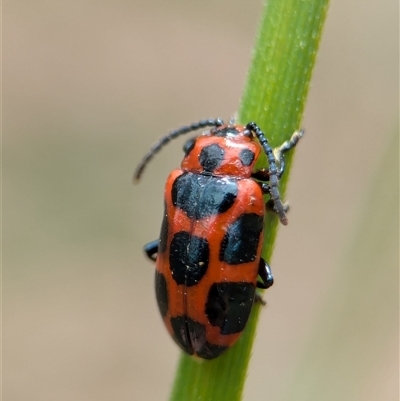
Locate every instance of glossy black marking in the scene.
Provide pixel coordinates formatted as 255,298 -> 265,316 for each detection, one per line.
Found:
170,316 -> 193,354
169,231 -> 209,286
196,342 -> 229,359
172,173 -> 238,220
171,316 -> 207,354
205,282 -> 255,335
170,315 -> 228,359
219,213 -> 264,264
155,271 -> 168,317
183,137 -> 196,156
198,143 -> 225,172
186,317 -> 207,355
159,203 -> 168,254
239,148 -> 255,167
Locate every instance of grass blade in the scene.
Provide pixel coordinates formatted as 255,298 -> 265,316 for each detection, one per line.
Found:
170,1 -> 330,400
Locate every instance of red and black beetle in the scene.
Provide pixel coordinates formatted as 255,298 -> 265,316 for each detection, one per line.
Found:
135,119 -> 302,359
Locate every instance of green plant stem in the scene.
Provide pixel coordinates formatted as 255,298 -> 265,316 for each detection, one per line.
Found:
169,1 -> 329,400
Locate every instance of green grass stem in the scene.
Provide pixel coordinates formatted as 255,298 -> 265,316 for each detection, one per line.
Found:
169,1 -> 329,400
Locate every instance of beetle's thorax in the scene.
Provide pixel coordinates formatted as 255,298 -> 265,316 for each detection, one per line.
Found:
181,125 -> 261,178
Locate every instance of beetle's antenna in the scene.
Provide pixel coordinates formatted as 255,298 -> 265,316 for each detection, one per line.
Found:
134,118 -> 224,182
246,122 -> 288,225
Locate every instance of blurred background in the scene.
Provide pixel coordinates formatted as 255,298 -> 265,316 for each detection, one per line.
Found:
4,0 -> 398,400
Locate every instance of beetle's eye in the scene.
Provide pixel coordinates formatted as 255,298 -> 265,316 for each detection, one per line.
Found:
243,129 -> 253,138
183,137 -> 197,156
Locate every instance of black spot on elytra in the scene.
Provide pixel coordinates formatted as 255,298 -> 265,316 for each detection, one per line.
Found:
170,315 -> 228,358
171,316 -> 207,355
170,316 -> 193,354
159,203 -> 168,254
169,231 -> 209,286
172,173 -> 238,220
155,271 -> 168,317
239,148 -> 255,167
205,282 -> 255,335
219,213 -> 263,264
198,143 -> 225,172
196,342 -> 229,359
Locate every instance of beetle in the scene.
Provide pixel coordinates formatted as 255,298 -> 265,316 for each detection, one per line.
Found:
134,119 -> 303,359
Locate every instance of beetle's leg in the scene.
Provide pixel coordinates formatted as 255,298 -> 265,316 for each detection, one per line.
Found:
252,129 -> 304,214
257,182 -> 289,214
265,198 -> 289,214
144,240 -> 159,262
252,132 -> 302,181
252,169 -> 270,181
258,182 -> 270,194
273,130 -> 304,178
257,257 -> 274,289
